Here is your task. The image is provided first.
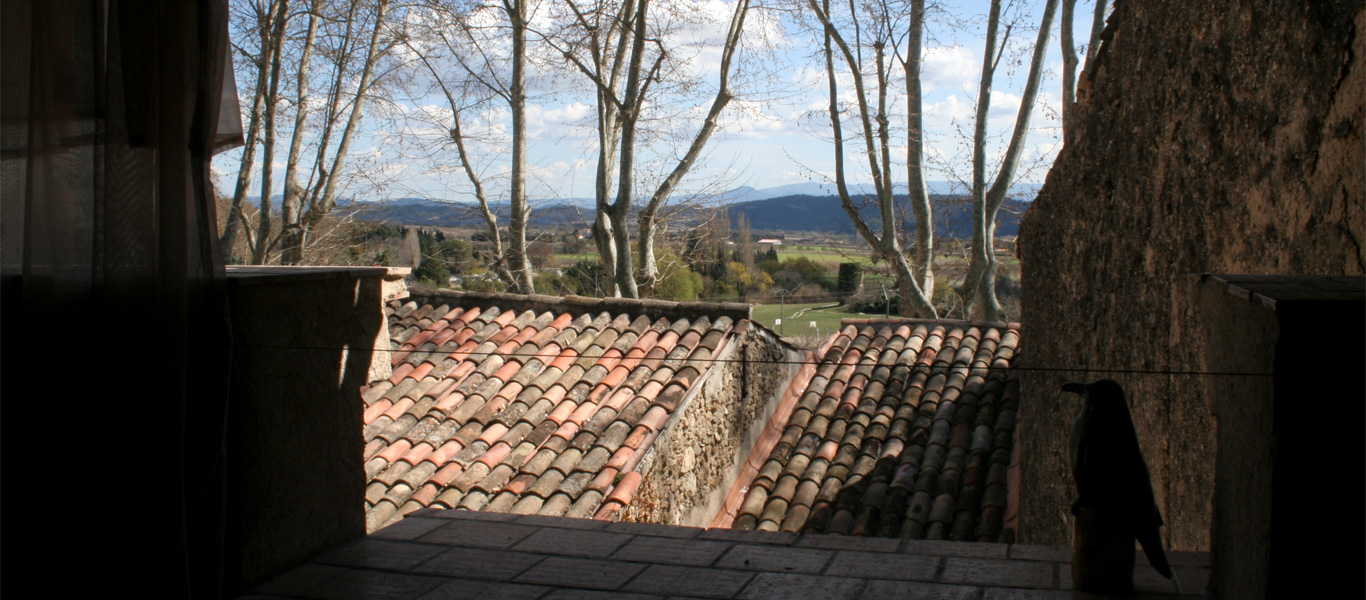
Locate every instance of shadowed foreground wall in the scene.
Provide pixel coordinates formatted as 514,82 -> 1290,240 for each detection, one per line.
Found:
225,267 -> 405,590
1018,2 -> 1363,549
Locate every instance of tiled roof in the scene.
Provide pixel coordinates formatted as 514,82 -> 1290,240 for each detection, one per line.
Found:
360,290 -> 749,532
721,319 -> 1022,541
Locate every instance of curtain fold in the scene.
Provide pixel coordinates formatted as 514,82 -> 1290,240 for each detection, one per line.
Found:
1,0 -> 242,596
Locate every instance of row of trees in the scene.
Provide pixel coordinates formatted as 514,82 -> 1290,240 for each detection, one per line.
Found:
218,0 -> 1107,321
812,0 -> 1105,321
220,0 -> 395,265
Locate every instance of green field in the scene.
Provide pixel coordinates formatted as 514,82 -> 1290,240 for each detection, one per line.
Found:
554,253 -> 598,264
773,246 -> 870,265
774,251 -> 870,265
751,302 -> 886,338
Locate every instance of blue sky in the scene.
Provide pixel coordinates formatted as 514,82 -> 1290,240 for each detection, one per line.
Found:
212,0 -> 1103,204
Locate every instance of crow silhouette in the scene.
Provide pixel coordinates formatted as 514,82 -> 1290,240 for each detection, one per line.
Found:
1063,379 -> 1177,590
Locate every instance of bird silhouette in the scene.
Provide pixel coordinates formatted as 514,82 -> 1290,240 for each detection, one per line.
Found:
1063,379 -> 1177,592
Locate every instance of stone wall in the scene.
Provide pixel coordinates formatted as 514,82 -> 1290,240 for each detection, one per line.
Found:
1017,2 -> 1363,549
625,322 -> 808,527
225,266 -> 406,589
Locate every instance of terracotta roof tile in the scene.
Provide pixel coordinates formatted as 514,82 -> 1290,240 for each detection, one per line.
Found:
729,319 -> 1021,543
363,293 -> 770,533
360,290 -> 748,532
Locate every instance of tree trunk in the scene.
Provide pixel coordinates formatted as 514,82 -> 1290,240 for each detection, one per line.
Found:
301,0 -> 391,259
636,0 -> 746,294
610,203 -> 636,298
637,218 -> 659,295
250,0 -> 289,265
506,0 -> 535,293
1086,0 -> 1108,70
577,0 -> 635,296
904,0 -> 933,300
606,0 -> 651,299
278,0 -> 321,265
960,0 -> 1058,322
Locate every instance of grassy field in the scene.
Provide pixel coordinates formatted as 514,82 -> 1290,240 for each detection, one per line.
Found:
554,253 -> 598,264
774,247 -> 870,265
751,302 -> 885,339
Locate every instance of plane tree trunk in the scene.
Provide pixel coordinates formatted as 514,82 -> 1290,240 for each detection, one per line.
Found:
958,0 -> 1058,322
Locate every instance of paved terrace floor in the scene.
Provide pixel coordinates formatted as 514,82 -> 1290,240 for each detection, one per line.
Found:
245,509 -> 1207,600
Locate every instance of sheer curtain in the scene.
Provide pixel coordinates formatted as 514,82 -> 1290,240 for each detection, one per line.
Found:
2,0 -> 243,596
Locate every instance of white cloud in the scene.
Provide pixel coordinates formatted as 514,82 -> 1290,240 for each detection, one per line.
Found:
921,45 -> 978,93
924,94 -> 975,131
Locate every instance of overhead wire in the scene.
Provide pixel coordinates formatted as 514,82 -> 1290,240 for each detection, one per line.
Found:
222,340 -> 1276,378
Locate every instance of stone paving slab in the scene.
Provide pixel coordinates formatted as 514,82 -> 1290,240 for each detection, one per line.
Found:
620,564 -> 755,598
824,551 -> 939,581
246,509 -> 1208,600
514,528 -> 635,558
411,546 -> 545,580
715,545 -> 834,574
418,579 -> 550,600
611,537 -> 733,567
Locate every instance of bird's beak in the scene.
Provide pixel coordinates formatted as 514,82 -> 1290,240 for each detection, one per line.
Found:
1061,382 -> 1088,395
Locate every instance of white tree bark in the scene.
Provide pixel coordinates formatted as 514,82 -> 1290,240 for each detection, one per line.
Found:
303,0 -> 392,254
557,0 -> 635,296
221,0 -> 395,266
1061,0 -> 1077,136
505,0 -> 536,293
552,0 -> 744,298
900,0 -> 934,298
1062,0 -> 1107,140
959,0 -> 1058,322
278,0 -> 321,264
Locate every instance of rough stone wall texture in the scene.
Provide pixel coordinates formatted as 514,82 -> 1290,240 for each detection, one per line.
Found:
1018,2 -> 1363,549
626,323 -> 806,526
227,272 -> 384,587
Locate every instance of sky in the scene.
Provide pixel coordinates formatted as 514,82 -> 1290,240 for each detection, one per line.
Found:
211,0 -> 1105,205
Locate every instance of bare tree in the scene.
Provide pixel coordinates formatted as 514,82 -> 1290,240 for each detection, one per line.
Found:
895,0 -> 934,299
634,0 -> 750,296
220,0 -> 288,262
280,0 -> 392,264
398,0 -> 537,292
398,17 -> 518,285
218,0 -> 398,265
549,0 -> 750,298
505,0 -> 536,292
547,0 -> 637,297
277,0 -> 323,264
807,0 -> 937,317
957,0 -> 1058,321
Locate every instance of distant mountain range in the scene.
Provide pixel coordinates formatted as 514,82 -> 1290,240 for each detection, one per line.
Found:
303,181 -> 1037,238
714,180 -> 1042,203
318,180 -> 1040,209
723,193 -> 1027,239
338,194 -> 1025,240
